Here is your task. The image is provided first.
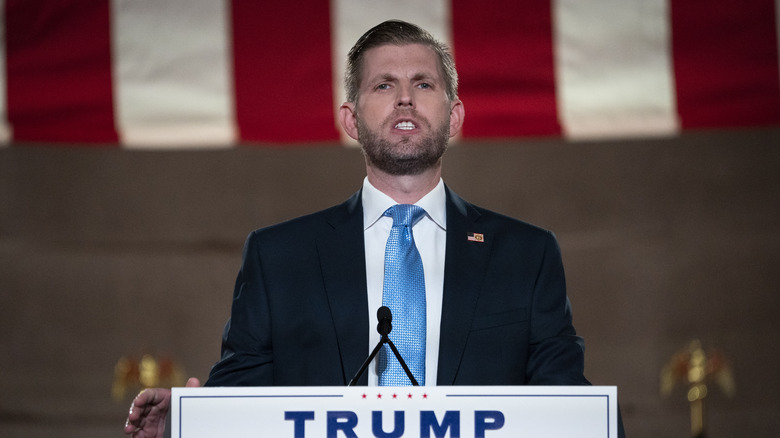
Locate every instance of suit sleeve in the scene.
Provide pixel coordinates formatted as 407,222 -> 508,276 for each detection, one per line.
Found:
525,231 -> 590,386
205,231 -> 274,386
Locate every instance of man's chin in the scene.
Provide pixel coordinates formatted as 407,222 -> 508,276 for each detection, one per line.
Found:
366,154 -> 441,176
358,123 -> 449,176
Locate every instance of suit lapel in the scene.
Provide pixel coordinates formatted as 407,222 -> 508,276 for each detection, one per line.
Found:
317,191 -> 370,385
437,187 -> 492,385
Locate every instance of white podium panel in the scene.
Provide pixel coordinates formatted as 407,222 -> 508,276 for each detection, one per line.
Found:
172,385 -> 617,438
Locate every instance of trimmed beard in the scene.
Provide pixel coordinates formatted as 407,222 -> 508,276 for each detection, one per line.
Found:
357,110 -> 450,176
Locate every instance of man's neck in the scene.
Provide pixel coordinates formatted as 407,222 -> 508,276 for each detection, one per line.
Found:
365,164 -> 442,204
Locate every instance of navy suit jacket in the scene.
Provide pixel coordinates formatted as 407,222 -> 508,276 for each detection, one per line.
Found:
205,186 -> 588,387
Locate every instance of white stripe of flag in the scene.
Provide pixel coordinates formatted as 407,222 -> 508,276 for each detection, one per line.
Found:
553,0 -> 680,140
111,0 -> 236,148
777,0 -> 780,87
0,0 -> 10,146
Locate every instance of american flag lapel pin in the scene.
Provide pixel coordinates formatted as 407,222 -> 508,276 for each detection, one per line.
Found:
467,232 -> 484,242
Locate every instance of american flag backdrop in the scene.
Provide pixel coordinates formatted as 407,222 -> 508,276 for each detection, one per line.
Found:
1,0 -> 779,148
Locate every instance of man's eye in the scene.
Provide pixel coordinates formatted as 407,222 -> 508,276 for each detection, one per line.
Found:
376,84 -> 390,90
418,83 -> 431,89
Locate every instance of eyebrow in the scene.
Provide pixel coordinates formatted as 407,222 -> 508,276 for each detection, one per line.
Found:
411,72 -> 437,83
370,72 -> 438,84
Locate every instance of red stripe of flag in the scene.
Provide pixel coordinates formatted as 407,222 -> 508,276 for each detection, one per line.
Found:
231,0 -> 339,144
5,0 -> 118,144
671,0 -> 780,129
451,0 -> 561,138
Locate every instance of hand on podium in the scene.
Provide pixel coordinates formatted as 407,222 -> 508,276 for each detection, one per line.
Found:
124,377 -> 201,437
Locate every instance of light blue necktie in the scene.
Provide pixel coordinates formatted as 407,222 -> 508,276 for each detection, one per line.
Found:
379,204 -> 426,386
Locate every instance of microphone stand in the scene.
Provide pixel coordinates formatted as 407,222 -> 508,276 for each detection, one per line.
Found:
348,307 -> 419,386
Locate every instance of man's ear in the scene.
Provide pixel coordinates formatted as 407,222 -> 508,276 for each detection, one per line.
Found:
448,98 -> 465,138
338,102 -> 359,141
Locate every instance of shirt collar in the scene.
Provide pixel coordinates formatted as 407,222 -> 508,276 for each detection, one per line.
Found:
362,176 -> 447,231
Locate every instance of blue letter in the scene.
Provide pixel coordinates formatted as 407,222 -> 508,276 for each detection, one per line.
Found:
420,410 -> 460,438
284,411 -> 314,438
327,411 -> 358,438
474,411 -> 504,438
372,411 -> 405,438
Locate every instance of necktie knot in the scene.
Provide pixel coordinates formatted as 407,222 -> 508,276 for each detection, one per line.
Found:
385,204 -> 426,228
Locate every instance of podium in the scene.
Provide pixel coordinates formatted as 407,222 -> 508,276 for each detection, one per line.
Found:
171,385 -> 618,437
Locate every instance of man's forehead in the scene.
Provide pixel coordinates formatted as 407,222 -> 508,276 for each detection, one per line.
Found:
362,42 -> 436,59
361,44 -> 442,79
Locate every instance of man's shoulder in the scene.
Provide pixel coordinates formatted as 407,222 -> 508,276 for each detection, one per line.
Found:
247,191 -> 361,241
447,189 -> 554,240
477,205 -> 551,236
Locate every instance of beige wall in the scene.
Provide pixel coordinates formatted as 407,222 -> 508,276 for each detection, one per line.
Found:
1,127 -> 778,437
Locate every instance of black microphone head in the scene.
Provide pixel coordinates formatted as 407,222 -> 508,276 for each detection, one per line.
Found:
377,306 -> 392,336
377,306 -> 392,322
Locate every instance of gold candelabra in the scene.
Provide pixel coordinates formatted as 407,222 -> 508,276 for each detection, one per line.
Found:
661,339 -> 735,438
112,353 -> 186,401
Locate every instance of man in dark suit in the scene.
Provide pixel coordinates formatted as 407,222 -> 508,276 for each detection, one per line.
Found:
204,185 -> 584,388
126,19 -> 621,437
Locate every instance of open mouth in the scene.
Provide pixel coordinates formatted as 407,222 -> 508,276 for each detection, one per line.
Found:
394,121 -> 417,130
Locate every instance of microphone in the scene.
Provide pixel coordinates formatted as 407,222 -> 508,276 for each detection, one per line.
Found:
347,306 -> 419,386
377,305 -> 392,337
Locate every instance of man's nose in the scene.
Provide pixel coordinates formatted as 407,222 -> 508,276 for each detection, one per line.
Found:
396,85 -> 414,108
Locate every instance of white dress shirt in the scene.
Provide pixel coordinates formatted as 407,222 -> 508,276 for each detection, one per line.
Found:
362,177 -> 447,386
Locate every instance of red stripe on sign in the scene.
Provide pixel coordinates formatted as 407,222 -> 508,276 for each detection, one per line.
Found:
231,0 -> 339,144
452,0 -> 561,138
5,0 -> 118,144
671,0 -> 780,129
